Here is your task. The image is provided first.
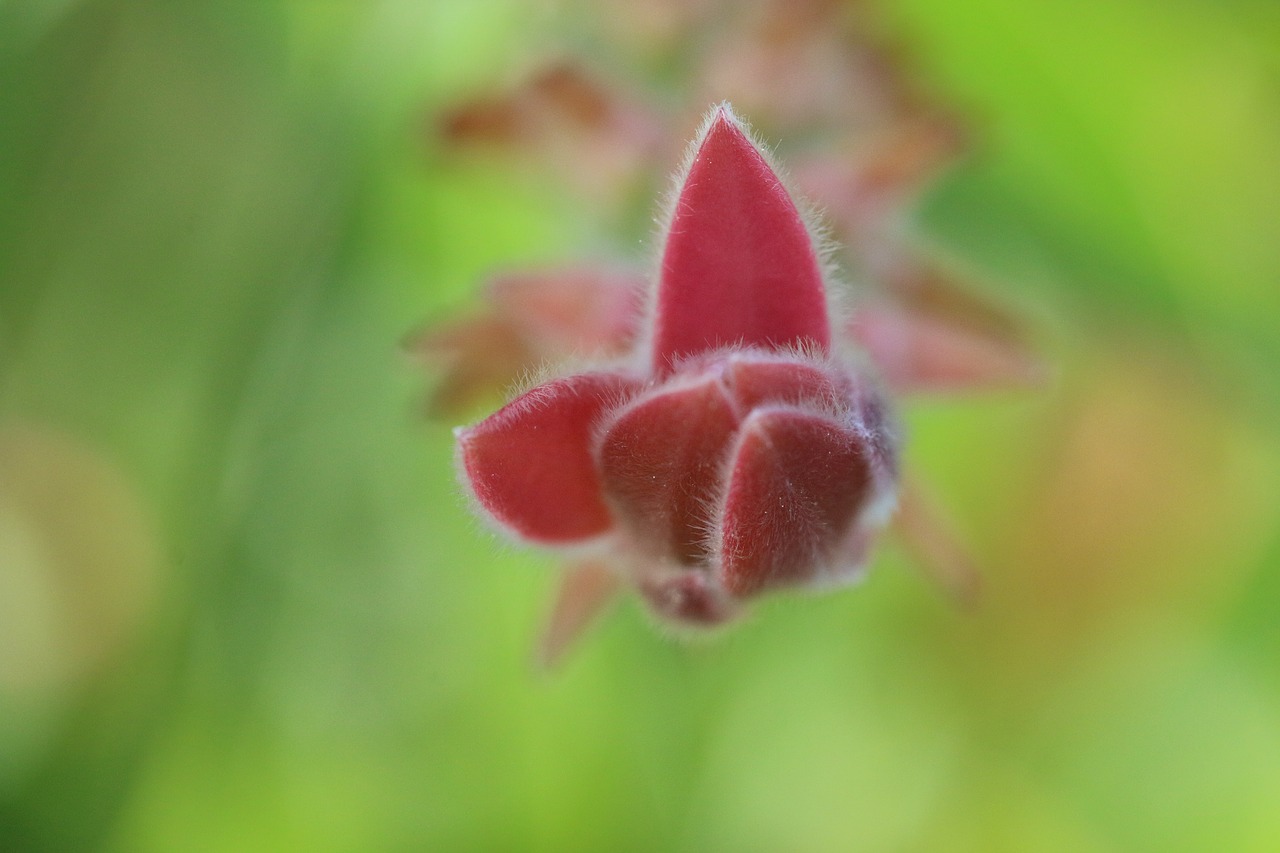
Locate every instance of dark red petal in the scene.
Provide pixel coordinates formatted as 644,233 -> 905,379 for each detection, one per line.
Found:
722,353 -> 851,412
597,374 -> 741,564
651,107 -> 830,373
717,408 -> 872,597
636,568 -> 740,628
457,372 -> 641,545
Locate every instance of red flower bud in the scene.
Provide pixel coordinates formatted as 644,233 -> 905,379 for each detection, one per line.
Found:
455,105 -> 900,635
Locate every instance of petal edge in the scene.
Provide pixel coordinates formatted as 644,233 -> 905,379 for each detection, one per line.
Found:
458,371 -> 641,545
716,407 -> 872,597
652,106 -> 830,372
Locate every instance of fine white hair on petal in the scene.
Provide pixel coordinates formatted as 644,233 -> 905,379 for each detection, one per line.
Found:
450,426 -> 621,561
640,102 -> 850,369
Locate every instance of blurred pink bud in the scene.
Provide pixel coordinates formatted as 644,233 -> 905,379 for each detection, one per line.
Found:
437,61 -> 665,206
407,267 -> 642,416
850,302 -> 1045,395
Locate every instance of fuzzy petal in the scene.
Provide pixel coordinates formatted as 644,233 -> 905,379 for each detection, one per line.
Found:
722,353 -> 851,412
598,373 -> 741,563
457,372 -> 641,545
718,408 -> 872,597
636,566 -> 740,627
652,107 -> 830,373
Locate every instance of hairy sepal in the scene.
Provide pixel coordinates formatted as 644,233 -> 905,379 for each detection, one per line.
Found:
597,371 -> 741,564
715,406 -> 874,597
456,371 -> 642,546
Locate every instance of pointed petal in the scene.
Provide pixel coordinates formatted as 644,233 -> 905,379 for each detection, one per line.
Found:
652,107 -> 830,372
457,371 -> 642,545
850,304 -> 1045,395
718,408 -> 873,597
598,373 -> 741,563
892,474 -> 982,608
536,561 -> 622,670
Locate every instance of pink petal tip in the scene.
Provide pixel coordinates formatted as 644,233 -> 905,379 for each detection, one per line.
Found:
652,106 -> 830,372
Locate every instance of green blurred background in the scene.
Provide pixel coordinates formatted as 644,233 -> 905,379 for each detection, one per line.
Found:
2,0 -> 1280,850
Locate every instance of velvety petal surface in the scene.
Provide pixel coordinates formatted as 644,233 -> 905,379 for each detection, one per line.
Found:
721,353 -> 850,412
636,567 -> 739,627
457,371 -> 640,545
717,407 -> 872,597
651,107 -> 830,373
597,374 -> 741,563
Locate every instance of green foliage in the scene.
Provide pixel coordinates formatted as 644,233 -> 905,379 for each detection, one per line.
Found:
1,1 -> 1278,850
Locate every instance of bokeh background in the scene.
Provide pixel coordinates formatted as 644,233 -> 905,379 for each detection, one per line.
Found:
3,0 -> 1280,850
